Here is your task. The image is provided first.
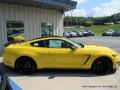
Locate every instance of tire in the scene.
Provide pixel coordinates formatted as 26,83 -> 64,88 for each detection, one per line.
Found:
15,57 -> 37,75
70,35 -> 72,38
92,58 -> 112,75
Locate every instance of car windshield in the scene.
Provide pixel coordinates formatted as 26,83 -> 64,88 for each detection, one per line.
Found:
67,38 -> 83,47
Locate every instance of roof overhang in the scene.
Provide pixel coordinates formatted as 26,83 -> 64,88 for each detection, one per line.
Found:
0,0 -> 77,12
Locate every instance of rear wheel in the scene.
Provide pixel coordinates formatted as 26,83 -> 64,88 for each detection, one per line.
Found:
15,57 -> 37,75
92,58 -> 112,75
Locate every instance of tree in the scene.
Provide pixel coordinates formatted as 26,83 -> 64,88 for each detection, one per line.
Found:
84,20 -> 94,26
64,12 -> 120,26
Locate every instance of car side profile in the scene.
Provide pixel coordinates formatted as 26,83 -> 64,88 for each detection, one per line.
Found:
3,36 -> 119,75
63,31 -> 71,38
84,30 -> 95,36
69,31 -> 78,37
102,29 -> 114,36
73,31 -> 84,37
79,30 -> 90,36
112,30 -> 120,36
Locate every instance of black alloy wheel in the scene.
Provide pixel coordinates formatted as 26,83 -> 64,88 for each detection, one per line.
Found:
92,59 -> 112,75
15,58 -> 37,75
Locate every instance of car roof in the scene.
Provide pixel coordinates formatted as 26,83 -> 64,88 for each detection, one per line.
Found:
29,36 -> 65,41
106,29 -> 113,31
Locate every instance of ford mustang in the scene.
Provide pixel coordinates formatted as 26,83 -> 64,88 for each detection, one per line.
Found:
3,36 -> 119,75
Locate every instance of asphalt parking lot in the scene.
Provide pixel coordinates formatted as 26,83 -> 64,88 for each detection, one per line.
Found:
0,36 -> 120,90
70,36 -> 120,52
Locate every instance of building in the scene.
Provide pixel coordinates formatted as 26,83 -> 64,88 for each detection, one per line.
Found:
0,0 -> 77,54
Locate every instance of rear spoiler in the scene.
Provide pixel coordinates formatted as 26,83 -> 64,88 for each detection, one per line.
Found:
4,42 -> 15,47
4,41 -> 25,47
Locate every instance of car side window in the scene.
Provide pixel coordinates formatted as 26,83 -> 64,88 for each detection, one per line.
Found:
49,40 -> 73,48
30,40 -> 49,47
61,40 -> 73,48
30,39 -> 74,48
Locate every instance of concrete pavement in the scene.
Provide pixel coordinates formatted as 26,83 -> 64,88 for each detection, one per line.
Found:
1,63 -> 119,90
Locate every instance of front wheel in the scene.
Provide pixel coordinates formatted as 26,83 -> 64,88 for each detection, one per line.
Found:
15,58 -> 37,75
92,59 -> 112,75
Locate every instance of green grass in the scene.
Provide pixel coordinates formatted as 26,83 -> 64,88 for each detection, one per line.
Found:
64,24 -> 120,36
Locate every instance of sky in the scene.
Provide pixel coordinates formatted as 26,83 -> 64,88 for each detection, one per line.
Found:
65,0 -> 120,17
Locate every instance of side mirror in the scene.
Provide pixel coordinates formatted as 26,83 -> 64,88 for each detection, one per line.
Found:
78,43 -> 84,48
70,46 -> 77,51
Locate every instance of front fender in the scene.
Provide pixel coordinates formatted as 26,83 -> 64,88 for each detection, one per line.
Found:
82,54 -> 116,69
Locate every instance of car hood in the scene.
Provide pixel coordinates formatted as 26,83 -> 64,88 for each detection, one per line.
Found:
83,44 -> 118,55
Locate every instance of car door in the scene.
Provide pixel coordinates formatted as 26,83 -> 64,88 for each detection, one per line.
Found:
31,39 -> 90,69
41,39 -> 89,68
45,39 -> 77,68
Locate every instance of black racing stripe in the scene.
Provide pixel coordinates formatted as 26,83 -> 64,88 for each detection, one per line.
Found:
83,55 -> 91,65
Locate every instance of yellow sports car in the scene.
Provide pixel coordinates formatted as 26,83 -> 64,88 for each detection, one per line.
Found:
7,34 -> 25,42
3,36 -> 120,75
